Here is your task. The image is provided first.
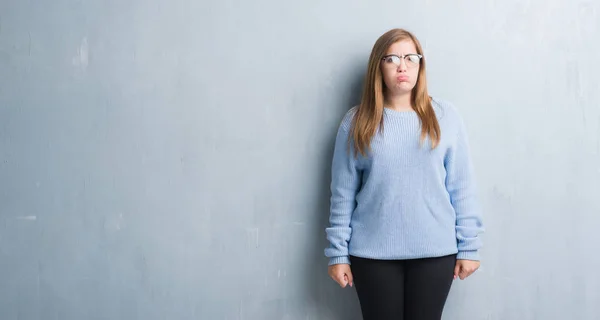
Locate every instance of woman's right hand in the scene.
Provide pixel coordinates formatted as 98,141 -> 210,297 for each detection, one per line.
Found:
328,264 -> 353,288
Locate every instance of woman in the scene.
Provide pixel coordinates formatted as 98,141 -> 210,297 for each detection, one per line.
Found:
324,28 -> 484,320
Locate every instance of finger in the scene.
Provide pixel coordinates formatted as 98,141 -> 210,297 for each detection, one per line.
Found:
336,275 -> 347,288
459,267 -> 473,280
459,267 -> 467,280
465,268 -> 476,278
454,263 -> 460,280
347,271 -> 354,287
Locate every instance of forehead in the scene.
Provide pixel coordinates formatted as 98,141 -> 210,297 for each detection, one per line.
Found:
386,40 -> 417,55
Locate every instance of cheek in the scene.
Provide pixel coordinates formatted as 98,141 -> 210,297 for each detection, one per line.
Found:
381,69 -> 395,84
410,70 -> 420,84
382,68 -> 394,79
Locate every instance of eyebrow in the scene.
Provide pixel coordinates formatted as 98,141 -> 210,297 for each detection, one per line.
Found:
384,53 -> 418,56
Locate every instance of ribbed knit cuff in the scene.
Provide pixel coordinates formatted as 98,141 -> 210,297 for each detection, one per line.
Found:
457,250 -> 480,261
328,256 -> 351,266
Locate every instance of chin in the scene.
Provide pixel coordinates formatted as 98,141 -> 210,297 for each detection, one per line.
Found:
394,83 -> 415,93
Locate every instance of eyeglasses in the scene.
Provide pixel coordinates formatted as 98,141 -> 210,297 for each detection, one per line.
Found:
381,54 -> 422,68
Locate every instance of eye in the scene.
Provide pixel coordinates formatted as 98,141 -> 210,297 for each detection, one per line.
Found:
407,54 -> 421,64
385,55 -> 400,64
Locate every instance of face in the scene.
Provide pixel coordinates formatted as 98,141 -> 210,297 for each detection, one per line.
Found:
380,40 -> 421,95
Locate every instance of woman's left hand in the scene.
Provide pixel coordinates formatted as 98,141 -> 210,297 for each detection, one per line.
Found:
454,259 -> 480,280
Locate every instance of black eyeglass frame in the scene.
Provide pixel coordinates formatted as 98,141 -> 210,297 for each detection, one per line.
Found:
381,54 -> 423,65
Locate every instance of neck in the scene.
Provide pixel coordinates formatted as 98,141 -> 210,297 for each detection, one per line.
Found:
385,91 -> 413,111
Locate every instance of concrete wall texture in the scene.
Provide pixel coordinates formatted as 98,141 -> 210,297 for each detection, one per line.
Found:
1,0 -> 599,319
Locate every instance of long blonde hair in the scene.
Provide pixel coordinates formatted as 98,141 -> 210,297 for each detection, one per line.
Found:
350,28 -> 440,157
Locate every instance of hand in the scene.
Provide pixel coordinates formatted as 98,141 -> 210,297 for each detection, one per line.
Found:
328,264 -> 353,288
454,259 -> 480,280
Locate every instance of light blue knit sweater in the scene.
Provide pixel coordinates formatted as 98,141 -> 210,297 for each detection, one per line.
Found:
324,98 -> 484,265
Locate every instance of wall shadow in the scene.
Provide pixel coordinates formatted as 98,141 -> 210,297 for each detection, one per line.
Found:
303,64 -> 366,320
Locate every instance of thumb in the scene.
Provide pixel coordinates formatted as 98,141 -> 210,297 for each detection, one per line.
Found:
346,270 -> 354,287
454,262 -> 460,280
340,274 -> 348,287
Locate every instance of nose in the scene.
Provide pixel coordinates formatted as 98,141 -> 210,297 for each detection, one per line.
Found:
397,58 -> 407,72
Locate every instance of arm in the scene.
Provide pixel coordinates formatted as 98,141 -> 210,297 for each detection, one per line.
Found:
444,115 -> 485,261
324,116 -> 362,265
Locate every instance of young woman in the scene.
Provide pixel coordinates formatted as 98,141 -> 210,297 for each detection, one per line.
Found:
324,28 -> 485,320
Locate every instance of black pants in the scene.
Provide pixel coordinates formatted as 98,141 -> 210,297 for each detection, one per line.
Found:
350,254 -> 456,320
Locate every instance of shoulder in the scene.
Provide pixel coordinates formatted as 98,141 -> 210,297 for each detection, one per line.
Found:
430,97 -> 464,124
345,105 -> 359,120
338,105 -> 358,132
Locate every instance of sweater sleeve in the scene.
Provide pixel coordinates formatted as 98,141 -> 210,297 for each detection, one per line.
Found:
444,114 -> 485,261
324,114 -> 362,265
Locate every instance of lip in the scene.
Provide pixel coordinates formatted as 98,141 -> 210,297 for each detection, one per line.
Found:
397,76 -> 409,81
